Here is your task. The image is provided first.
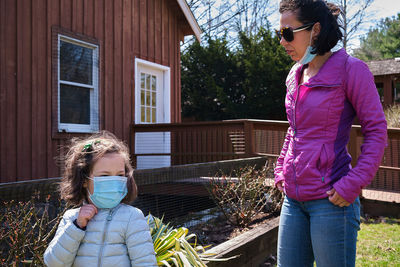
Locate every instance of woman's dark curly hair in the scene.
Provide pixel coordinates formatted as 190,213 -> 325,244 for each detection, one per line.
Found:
59,131 -> 137,205
279,0 -> 343,55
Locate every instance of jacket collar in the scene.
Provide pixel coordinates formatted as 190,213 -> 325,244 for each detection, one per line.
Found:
82,200 -> 122,211
287,48 -> 349,89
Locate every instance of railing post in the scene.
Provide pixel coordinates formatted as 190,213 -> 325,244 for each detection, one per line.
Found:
348,126 -> 358,167
244,121 -> 255,158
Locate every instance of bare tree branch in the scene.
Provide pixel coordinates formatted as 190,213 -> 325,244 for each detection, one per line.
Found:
184,0 -> 274,47
335,0 -> 375,51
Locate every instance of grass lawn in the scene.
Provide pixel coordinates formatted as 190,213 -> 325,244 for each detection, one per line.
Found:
356,217 -> 400,266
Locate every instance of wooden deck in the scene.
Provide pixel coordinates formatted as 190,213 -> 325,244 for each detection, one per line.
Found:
132,120 -> 400,197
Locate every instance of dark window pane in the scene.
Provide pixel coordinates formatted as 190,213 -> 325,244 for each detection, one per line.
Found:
151,75 -> 156,91
60,40 -> 93,84
395,82 -> 400,103
60,84 -> 90,124
146,74 -> 150,90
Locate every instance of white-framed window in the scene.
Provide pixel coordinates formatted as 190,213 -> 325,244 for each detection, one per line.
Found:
139,72 -> 158,123
57,34 -> 99,133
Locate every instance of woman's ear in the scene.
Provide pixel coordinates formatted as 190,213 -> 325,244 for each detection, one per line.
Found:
312,22 -> 321,39
83,181 -> 88,188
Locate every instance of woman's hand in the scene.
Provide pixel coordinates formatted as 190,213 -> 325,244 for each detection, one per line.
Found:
276,181 -> 285,192
327,188 -> 350,207
76,204 -> 98,228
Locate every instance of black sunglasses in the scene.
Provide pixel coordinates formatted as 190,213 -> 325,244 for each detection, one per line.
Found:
275,22 -> 315,42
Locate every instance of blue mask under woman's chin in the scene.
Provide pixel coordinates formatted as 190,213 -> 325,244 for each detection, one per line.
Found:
298,45 -> 317,65
298,29 -> 316,65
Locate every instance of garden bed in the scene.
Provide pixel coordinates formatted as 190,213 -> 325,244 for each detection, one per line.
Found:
185,209 -> 278,247
169,206 -> 279,266
204,215 -> 280,267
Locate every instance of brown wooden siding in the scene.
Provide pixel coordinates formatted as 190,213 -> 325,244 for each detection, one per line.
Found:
0,0 -> 187,183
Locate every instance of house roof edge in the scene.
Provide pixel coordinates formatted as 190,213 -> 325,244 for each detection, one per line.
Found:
366,57 -> 400,76
176,0 -> 202,42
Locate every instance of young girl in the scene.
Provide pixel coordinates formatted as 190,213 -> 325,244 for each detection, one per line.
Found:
44,131 -> 157,267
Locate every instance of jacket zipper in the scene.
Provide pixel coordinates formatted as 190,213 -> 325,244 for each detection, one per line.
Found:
98,206 -> 120,267
293,84 -> 300,200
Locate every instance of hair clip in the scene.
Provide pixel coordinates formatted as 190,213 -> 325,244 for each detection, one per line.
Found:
82,140 -> 100,152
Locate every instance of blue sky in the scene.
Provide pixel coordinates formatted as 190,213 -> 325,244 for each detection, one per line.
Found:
368,0 -> 400,22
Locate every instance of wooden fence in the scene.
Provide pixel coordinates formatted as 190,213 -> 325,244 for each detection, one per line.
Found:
132,119 -> 400,193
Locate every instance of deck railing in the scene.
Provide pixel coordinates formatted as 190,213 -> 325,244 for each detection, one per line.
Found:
131,119 -> 400,193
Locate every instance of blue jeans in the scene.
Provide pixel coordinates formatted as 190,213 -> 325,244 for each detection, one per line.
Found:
277,196 -> 360,267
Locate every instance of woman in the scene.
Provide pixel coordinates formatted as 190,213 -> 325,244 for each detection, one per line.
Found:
274,0 -> 387,266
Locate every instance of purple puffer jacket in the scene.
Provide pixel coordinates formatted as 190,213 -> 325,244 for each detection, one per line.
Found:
274,48 -> 387,203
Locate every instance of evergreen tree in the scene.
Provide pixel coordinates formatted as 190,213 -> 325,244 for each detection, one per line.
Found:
353,13 -> 400,60
181,28 -> 292,121
181,36 -> 240,121
235,28 -> 293,119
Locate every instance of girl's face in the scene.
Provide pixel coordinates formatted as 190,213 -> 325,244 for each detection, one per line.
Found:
84,152 -> 126,200
279,11 -> 314,62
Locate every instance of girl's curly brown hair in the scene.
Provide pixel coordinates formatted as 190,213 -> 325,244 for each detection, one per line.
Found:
59,131 -> 137,206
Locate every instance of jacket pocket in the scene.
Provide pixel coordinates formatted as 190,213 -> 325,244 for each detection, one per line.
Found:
317,144 -> 329,182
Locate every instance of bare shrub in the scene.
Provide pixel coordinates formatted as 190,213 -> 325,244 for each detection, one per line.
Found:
0,194 -> 70,266
384,104 -> 400,128
208,164 -> 283,228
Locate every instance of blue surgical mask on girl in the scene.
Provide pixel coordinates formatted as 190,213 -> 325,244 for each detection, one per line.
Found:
87,176 -> 128,209
298,28 -> 316,65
